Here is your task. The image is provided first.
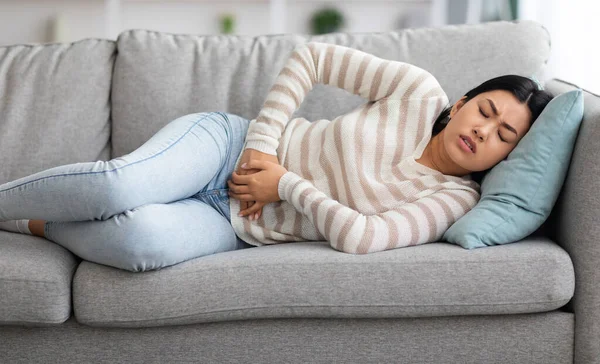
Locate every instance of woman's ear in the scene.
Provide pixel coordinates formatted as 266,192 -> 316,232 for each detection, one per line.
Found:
449,96 -> 468,118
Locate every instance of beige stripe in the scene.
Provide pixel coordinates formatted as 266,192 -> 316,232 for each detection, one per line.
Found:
272,201 -> 287,232
369,61 -> 389,100
334,113 -> 358,209
323,204 -> 344,241
259,225 -> 285,242
391,96 -> 436,194
433,96 -> 445,120
402,72 -> 431,100
428,194 -> 456,224
391,96 -> 411,166
256,114 -> 284,130
355,217 -> 375,254
427,86 -> 446,99
309,196 -> 328,235
393,86 -> 440,178
306,43 -> 323,84
297,184 -> 315,212
293,121 -> 321,237
242,212 -> 268,242
282,119 -> 304,170
319,121 -> 340,202
292,121 -> 318,237
414,90 -> 444,146
379,214 -> 400,252
297,184 -> 316,204
290,178 -> 305,198
353,54 -> 374,95
353,102 -> 385,211
457,178 -> 481,192
374,100 -> 387,179
337,49 -> 354,89
263,99 -> 294,118
242,209 -> 271,241
292,209 -> 304,238
384,63 -> 412,97
301,121 -> 320,181
307,42 -> 318,60
323,45 -> 336,85
373,99 -> 409,205
281,67 -> 310,95
389,209 -> 419,249
392,75 -> 433,167
413,199 -> 438,245
262,123 -> 305,239
270,83 -> 300,110
406,177 -> 449,204
291,51 -> 316,83
338,213 -> 360,252
444,190 -> 477,212
286,179 -> 309,240
410,175 -> 444,195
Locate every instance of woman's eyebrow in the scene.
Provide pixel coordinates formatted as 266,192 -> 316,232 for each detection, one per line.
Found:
485,98 -> 518,136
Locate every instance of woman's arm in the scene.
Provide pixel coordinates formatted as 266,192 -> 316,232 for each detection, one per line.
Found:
245,41 -> 443,156
278,171 -> 480,254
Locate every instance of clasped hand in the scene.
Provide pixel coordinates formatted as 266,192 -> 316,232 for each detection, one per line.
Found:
227,149 -> 288,220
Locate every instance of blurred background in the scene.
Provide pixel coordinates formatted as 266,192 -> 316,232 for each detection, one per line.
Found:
0,0 -> 597,93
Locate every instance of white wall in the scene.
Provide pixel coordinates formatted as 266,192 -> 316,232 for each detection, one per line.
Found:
519,0 -> 599,93
121,1 -> 271,37
0,0 -> 432,45
0,0 -> 106,45
1,0 -> 596,93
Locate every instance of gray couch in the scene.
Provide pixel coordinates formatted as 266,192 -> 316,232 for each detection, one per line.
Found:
0,20 -> 597,364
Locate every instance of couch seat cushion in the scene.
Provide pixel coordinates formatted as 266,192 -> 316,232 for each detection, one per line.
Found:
72,236 -> 574,328
0,232 -> 79,325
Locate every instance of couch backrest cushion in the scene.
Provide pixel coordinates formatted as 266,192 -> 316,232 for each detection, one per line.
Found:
0,39 -> 115,184
111,20 -> 550,157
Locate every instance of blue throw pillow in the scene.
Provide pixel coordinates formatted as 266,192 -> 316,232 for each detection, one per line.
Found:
442,89 -> 584,249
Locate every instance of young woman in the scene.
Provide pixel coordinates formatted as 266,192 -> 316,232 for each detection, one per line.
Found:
0,42 -> 553,272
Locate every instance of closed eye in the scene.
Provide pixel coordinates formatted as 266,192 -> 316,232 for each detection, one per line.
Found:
479,107 -> 507,143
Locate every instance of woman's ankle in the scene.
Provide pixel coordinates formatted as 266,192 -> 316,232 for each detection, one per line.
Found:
28,220 -> 46,237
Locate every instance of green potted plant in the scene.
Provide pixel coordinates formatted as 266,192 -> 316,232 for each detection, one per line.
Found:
310,7 -> 345,35
220,14 -> 236,34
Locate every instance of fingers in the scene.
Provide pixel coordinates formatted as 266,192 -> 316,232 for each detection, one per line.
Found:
239,202 -> 264,218
226,179 -> 250,194
228,191 -> 255,201
236,167 -> 260,176
231,171 -> 253,184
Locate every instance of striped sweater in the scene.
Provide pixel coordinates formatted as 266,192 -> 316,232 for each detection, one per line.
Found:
229,41 -> 481,254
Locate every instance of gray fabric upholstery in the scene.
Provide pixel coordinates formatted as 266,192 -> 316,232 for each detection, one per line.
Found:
110,20 -> 550,158
73,238 -> 573,328
0,232 -> 79,325
543,78 -> 600,364
0,38 -> 114,327
0,39 -> 115,185
0,313 -> 573,364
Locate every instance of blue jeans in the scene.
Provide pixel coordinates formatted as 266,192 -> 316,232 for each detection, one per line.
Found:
0,112 -> 255,272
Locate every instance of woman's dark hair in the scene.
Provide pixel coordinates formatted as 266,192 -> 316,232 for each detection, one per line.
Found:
431,75 -> 554,185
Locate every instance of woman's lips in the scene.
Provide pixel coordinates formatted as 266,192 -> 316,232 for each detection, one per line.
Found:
459,136 -> 475,153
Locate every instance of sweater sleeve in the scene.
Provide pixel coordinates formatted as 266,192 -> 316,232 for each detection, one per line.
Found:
245,41 -> 444,155
278,171 -> 480,254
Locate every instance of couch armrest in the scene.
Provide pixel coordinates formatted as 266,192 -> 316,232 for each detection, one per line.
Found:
543,78 -> 600,364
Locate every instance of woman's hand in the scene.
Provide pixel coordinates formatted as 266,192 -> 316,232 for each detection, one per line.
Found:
228,159 -> 288,217
233,148 -> 280,220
